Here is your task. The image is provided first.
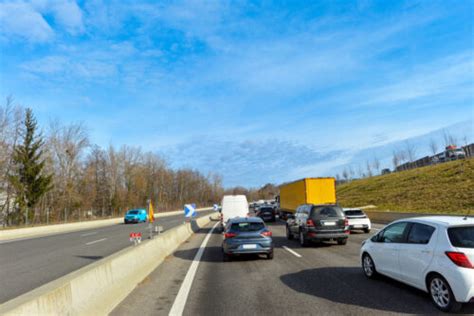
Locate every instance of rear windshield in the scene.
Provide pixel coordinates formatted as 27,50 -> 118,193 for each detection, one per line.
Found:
448,226 -> 474,248
344,210 -> 364,216
260,208 -> 273,213
128,210 -> 139,215
231,222 -> 264,232
312,206 -> 344,219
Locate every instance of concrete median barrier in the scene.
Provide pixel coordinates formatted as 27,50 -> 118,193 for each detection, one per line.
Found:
0,207 -> 212,242
0,214 -> 215,315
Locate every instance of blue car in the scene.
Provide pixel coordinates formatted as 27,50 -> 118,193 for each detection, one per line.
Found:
222,217 -> 273,261
124,209 -> 148,224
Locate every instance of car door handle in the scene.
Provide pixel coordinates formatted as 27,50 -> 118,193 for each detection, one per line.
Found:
421,250 -> 431,254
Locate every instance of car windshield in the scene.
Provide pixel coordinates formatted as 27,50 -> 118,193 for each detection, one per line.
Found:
128,210 -> 139,215
230,222 -> 264,232
312,206 -> 344,219
448,226 -> 474,248
260,208 -> 273,213
344,210 -> 364,216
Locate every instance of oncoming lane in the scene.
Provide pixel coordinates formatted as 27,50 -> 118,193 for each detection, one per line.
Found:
0,210 -> 214,304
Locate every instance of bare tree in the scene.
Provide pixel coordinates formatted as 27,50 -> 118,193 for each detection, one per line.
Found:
372,156 -> 381,175
442,129 -> 457,147
404,141 -> 417,162
429,138 -> 438,155
366,160 -> 373,177
342,168 -> 349,181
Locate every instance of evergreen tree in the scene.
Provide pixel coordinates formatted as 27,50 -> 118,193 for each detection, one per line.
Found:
9,108 -> 52,224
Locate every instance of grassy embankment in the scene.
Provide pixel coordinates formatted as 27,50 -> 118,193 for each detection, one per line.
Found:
337,158 -> 474,214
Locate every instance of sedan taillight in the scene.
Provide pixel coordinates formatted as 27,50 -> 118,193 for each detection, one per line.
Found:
261,231 -> 272,237
445,251 -> 474,269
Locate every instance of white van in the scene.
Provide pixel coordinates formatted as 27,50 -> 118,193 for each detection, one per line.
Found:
220,195 -> 249,230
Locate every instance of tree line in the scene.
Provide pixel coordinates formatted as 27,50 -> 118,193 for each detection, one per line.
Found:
0,98 -> 223,227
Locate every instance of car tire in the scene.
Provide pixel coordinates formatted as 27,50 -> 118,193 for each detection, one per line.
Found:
299,230 -> 309,247
337,238 -> 347,245
364,228 -> 371,233
428,274 -> 462,313
223,252 -> 231,262
362,253 -> 378,279
286,226 -> 293,240
267,251 -> 274,260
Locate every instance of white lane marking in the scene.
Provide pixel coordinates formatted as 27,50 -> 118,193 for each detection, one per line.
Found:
81,232 -> 98,237
169,222 -> 219,316
85,238 -> 107,245
283,246 -> 302,258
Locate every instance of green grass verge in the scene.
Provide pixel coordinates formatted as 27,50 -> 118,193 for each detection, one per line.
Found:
337,158 -> 474,215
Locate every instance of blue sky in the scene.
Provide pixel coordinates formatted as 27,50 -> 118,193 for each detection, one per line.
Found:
0,0 -> 473,187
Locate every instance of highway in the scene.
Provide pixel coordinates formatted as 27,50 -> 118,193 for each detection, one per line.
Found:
0,210 -> 214,304
113,219 -> 474,315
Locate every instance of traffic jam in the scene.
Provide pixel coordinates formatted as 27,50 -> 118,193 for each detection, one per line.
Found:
217,178 -> 474,313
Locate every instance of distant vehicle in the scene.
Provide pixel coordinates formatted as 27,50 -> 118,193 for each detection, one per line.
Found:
256,206 -> 276,222
278,177 -> 336,219
439,145 -> 466,162
286,204 -> 349,246
220,195 -> 249,231
222,217 -> 273,261
381,168 -> 391,175
343,208 -> 371,233
124,209 -> 147,224
361,216 -> 474,313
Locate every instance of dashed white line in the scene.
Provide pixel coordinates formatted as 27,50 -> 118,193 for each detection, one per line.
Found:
283,246 -> 302,258
169,221 -> 219,316
81,232 -> 98,237
85,238 -> 107,245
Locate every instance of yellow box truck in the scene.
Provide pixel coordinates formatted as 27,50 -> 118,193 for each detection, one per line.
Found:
278,178 -> 336,218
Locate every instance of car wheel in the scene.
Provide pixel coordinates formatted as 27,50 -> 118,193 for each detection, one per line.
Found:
337,238 -> 347,245
299,230 -> 309,247
267,251 -> 274,260
428,274 -> 462,313
362,253 -> 378,279
286,225 -> 293,240
223,252 -> 231,262
364,228 -> 371,233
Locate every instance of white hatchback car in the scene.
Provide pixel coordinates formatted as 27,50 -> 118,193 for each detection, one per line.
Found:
343,208 -> 372,233
360,216 -> 474,312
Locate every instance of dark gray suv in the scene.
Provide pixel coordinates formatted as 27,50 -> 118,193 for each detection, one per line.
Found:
286,204 -> 349,246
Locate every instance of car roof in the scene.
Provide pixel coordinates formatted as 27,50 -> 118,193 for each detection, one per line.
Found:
395,216 -> 474,227
228,216 -> 263,224
342,208 -> 363,211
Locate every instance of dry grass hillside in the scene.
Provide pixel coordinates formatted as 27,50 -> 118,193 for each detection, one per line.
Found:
337,158 -> 474,214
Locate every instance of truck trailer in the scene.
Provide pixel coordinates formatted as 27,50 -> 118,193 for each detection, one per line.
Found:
277,177 -> 336,219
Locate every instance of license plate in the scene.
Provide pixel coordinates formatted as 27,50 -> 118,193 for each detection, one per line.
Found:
323,221 -> 336,226
242,244 -> 257,249
354,224 -> 363,228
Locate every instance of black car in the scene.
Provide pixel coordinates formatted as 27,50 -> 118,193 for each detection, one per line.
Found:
222,217 -> 273,261
256,206 -> 276,222
286,204 -> 349,246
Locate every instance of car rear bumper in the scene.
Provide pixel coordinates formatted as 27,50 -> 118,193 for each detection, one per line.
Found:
307,232 -> 348,240
349,224 -> 370,230
222,240 -> 273,255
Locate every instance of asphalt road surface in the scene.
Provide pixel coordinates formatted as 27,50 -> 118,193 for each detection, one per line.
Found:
113,219 -> 474,316
0,210 -> 214,304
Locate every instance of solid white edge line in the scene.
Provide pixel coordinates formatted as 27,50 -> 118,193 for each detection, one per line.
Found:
282,245 -> 302,258
169,221 -> 219,316
85,238 -> 107,245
